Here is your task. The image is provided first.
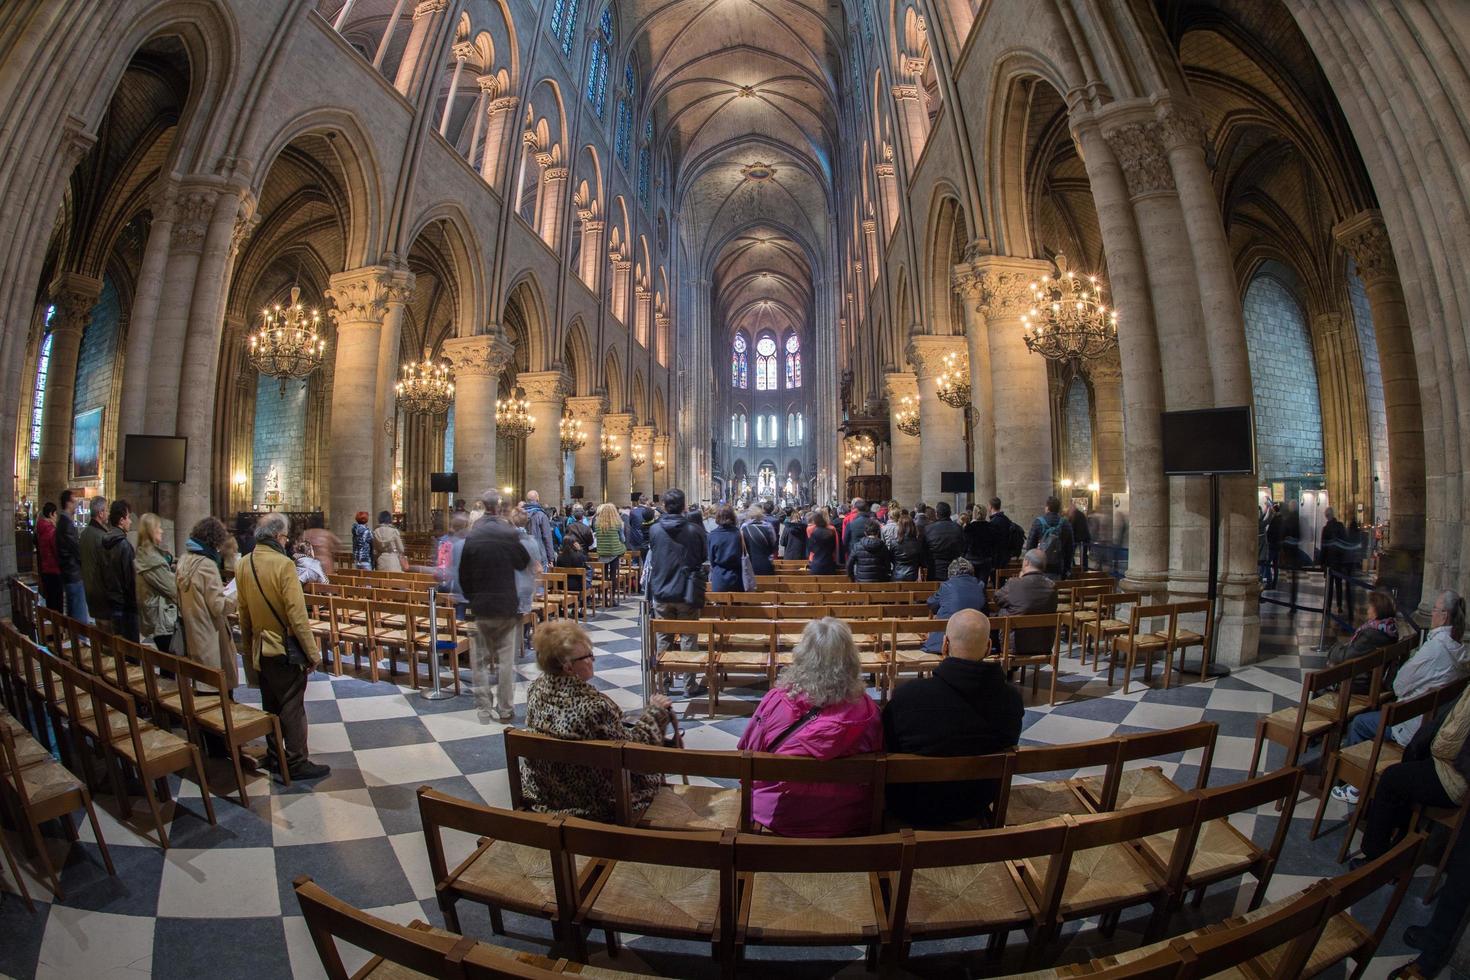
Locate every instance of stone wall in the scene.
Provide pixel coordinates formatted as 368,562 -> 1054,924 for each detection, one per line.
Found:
1347,260 -> 1390,519
1064,376 -> 1093,484
72,276 -> 121,488
1242,271 -> 1326,483
252,374 -> 308,506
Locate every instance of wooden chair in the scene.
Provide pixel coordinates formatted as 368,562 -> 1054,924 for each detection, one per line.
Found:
648,619 -> 713,705
846,620 -> 894,700
745,752 -> 883,834
711,621 -> 774,714
88,669 -> 217,847
503,728 -> 632,824
1310,686 -> 1437,859
892,819 -> 1066,960
560,818 -> 735,963
732,831 -> 905,967
1414,685 -> 1470,900
293,875 -> 477,980
1110,604 -> 1175,694
625,742 -> 750,832
998,612 -> 1065,703
0,719 -> 115,899
369,599 -> 418,687
1308,648 -> 1387,724
1003,737 -> 1124,826
1249,658 -> 1359,779
888,617 -> 947,688
1082,592 -> 1141,669
415,787 -> 579,944
328,595 -> 376,679
1161,599 -> 1213,684
414,602 -> 467,694
1061,584 -> 1112,653
0,725 -> 35,911
880,752 -> 1014,830
164,650 -> 291,806
1074,723 -> 1217,813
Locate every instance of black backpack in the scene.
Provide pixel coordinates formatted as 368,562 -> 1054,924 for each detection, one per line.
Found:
1037,516 -> 1065,571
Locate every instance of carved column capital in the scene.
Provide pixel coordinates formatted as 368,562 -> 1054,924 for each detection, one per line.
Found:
48,272 -> 104,332
488,94 -> 517,113
413,0 -> 448,19
543,166 -> 569,182
451,41 -> 476,61
1157,103 -> 1207,153
891,84 -> 919,102
951,254 -> 1051,318
1334,209 -> 1398,286
566,394 -> 607,421
906,334 -> 967,379
1101,120 -> 1175,198
326,266 -> 416,325
602,412 -> 634,436
631,424 -> 657,445
442,331 -> 515,378
1087,351 -> 1124,384
229,193 -> 260,256
518,369 -> 569,402
884,371 -> 919,401
167,187 -> 219,254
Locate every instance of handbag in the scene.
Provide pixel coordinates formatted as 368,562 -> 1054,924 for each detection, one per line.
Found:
247,554 -> 311,667
738,526 -> 758,592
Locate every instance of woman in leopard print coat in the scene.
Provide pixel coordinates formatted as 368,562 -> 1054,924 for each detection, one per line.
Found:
522,619 -> 673,821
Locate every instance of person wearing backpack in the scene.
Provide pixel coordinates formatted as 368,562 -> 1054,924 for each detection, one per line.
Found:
1026,496 -> 1074,579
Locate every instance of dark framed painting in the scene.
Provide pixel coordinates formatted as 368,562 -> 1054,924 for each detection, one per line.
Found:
72,407 -> 102,480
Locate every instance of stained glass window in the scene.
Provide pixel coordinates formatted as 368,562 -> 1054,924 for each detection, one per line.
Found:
784,332 -> 801,388
552,0 -> 580,56
585,7 -> 613,118
637,146 -> 650,206
615,100 -> 632,169
731,333 -> 748,388
29,306 -> 55,459
755,334 -> 777,391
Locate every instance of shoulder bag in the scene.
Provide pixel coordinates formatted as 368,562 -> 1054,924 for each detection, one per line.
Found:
739,525 -> 758,592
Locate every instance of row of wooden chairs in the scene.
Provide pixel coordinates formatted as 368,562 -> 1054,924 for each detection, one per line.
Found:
706,589 -> 937,606
293,833 -> 1422,979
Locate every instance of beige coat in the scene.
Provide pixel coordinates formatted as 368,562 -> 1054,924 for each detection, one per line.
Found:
237,541 -> 318,671
1433,686 -> 1470,804
372,523 -> 405,571
177,552 -> 239,690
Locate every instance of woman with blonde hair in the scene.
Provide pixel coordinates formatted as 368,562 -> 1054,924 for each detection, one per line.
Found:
738,617 -> 882,836
593,501 -> 627,577
134,512 -> 179,650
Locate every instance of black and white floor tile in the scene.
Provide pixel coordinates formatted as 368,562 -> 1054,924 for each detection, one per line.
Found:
0,580 -> 1451,978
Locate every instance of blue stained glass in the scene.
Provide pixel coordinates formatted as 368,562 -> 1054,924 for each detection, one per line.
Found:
637,147 -> 650,205
551,0 -> 566,36
558,0 -> 580,55
586,45 -> 608,117
600,6 -> 613,41
625,63 -> 636,96
615,100 -> 631,168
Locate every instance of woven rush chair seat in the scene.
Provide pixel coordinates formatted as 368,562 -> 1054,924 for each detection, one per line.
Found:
1006,780 -> 1090,825
107,725 -> 196,766
6,730 -> 52,771
1025,843 -> 1159,915
1308,690 -> 1373,719
1242,905 -> 1365,977
640,783 -> 741,831
1141,818 -> 1258,881
451,838 -> 590,914
194,698 -> 271,734
10,755 -> 87,805
904,862 -> 1034,934
1077,766 -> 1184,810
156,686 -> 217,718
741,869 -> 883,942
656,647 -> 705,671
715,649 -> 769,669
1337,738 -> 1402,776
583,860 -> 724,935
1259,705 -> 1334,739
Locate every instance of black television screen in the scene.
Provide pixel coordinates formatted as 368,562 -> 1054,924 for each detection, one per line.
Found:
123,435 -> 187,483
430,472 -> 459,493
1160,407 -> 1255,475
940,471 -> 974,494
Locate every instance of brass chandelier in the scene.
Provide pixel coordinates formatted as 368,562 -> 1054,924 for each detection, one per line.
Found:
1021,254 -> 1119,362
631,447 -> 648,468
559,416 -> 587,453
599,432 -> 621,461
495,386 -> 535,440
653,448 -> 666,472
935,350 -> 970,409
894,394 -> 921,436
843,433 -> 876,469
396,348 -> 454,416
248,285 -> 327,395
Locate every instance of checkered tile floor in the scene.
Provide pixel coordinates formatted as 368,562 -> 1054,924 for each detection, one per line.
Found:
0,582 -> 1445,978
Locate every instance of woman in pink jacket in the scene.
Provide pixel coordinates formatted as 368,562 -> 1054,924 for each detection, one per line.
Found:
737,617 -> 883,836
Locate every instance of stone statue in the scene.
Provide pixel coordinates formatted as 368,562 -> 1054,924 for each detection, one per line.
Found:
264,463 -> 281,494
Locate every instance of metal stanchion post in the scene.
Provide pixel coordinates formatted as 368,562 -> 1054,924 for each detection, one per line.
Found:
639,595 -> 653,708
422,586 -> 456,701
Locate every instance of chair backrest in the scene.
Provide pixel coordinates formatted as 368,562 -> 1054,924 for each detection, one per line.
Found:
998,612 -> 1061,659
561,817 -> 732,871
1130,603 -> 1176,635
1179,881 -> 1332,980
502,728 -> 630,820
1063,792 -> 1200,855
415,787 -> 567,886
1298,658 -> 1361,731
293,875 -> 474,980
456,943 -> 574,979
87,671 -> 147,754
1323,832 -> 1426,945
1100,722 -> 1217,804
907,817 -> 1067,871
733,829 -> 906,874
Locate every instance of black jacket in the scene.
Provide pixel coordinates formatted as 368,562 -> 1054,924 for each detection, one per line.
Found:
625,506 -> 654,551
99,527 -> 137,617
922,518 -> 965,580
779,518 -> 807,560
890,535 -> 924,582
740,520 -> 778,576
565,520 -> 595,552
963,519 -> 999,577
647,512 -> 709,606
1070,510 -> 1092,544
707,526 -> 744,593
807,526 -> 838,574
56,510 -> 82,582
459,517 -> 532,619
846,535 -> 892,582
923,573 -> 987,652
883,657 -> 1024,827
1321,519 -> 1348,569
990,512 -> 1021,565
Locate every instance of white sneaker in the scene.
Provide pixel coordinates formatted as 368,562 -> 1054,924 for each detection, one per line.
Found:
1331,784 -> 1360,805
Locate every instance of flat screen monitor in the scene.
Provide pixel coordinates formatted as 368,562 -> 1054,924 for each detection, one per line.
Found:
940,471 -> 974,494
430,472 -> 458,493
1160,407 -> 1255,475
122,435 -> 187,484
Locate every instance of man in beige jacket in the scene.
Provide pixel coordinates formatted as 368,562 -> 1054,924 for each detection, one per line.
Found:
237,512 -> 330,781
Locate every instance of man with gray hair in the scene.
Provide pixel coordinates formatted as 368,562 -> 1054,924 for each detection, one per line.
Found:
993,548 -> 1059,656
237,511 -> 330,781
79,494 -> 110,620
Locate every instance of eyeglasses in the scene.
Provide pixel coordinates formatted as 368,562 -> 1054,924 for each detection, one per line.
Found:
567,652 -> 595,665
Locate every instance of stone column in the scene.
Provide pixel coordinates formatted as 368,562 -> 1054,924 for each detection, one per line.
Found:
603,413 -> 634,505
37,273 -> 102,503
1335,210 -> 1427,562
906,335 -> 967,505
392,0 -> 447,96
884,372 -> 921,506
145,185 -> 215,431
518,369 -> 568,508
442,331 -> 515,501
566,394 -> 606,503
891,84 -> 929,168
610,258 -> 632,324
537,164 -> 567,249
480,96 -> 518,185
371,270 -> 416,516
578,216 -> 604,291
325,266 -> 411,536
1090,355 -> 1126,544
653,434 -> 673,496
634,287 -> 652,347
655,312 -> 671,365
631,424 -> 656,501
876,146 -> 900,234
862,219 -> 879,281
438,43 -> 471,137
117,182 -> 175,449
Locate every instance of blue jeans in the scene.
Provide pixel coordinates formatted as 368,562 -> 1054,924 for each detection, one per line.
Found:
62,580 -> 90,623
1345,709 -> 1381,747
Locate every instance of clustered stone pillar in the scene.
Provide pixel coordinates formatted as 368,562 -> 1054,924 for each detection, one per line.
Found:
537,163 -> 567,249
480,95 -> 518,185
1089,356 -> 1127,545
36,273 -> 102,504
634,288 -> 652,347
653,434 -> 672,496
519,370 -> 568,508
326,266 -> 412,536
884,372 -> 921,506
906,334 -> 967,505
566,394 -> 606,504
145,185 -> 215,434
442,331 -> 514,503
602,412 -> 633,505
631,424 -> 656,502
371,271 -> 416,517
116,182 -> 176,453
392,0 -> 447,95
578,214 -> 604,290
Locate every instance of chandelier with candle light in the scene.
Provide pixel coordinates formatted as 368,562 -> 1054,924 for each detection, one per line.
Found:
248,285 -> 327,395
653,448 -> 666,472
843,433 -> 876,469
935,350 -> 970,409
1021,254 -> 1119,362
495,386 -> 535,440
395,348 -> 454,416
894,394 -> 922,436
599,432 -> 621,461
631,447 -> 648,468
559,416 -> 587,453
